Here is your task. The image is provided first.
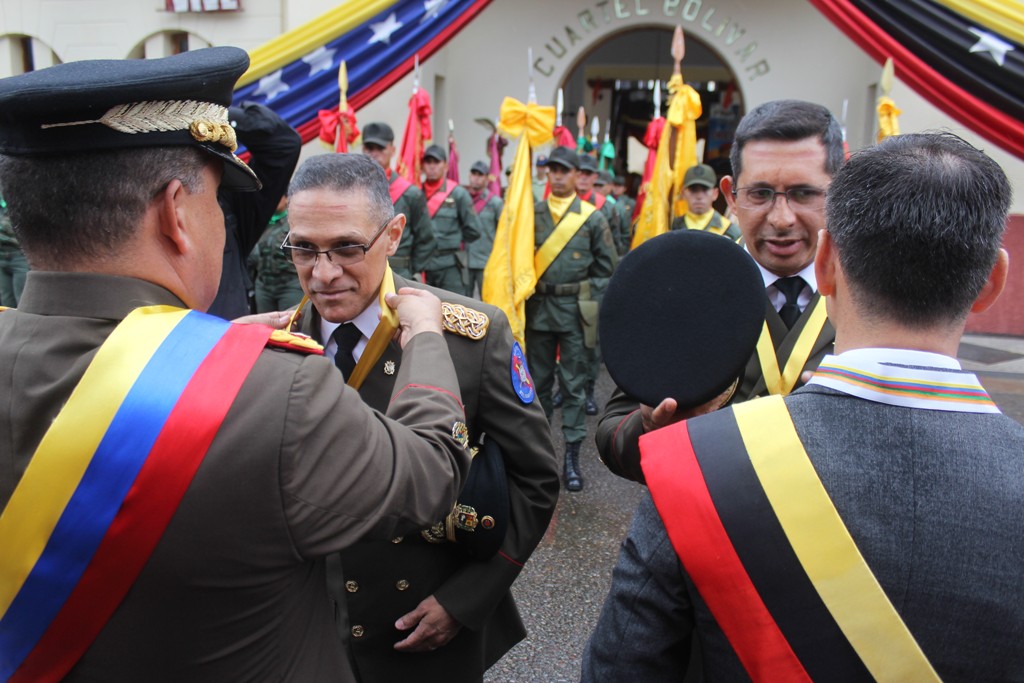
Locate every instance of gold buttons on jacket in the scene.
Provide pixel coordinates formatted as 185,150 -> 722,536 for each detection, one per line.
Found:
396,579 -> 410,591
351,625 -> 365,638
345,580 -> 359,593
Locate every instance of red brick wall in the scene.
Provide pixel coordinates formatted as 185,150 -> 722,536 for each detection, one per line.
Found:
966,214 -> 1024,335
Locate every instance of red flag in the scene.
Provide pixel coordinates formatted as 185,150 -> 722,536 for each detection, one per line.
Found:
447,134 -> 460,184
633,116 -> 665,222
552,125 -> 576,148
398,89 -> 433,183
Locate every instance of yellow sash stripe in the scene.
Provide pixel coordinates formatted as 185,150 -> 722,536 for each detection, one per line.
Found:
534,202 -> 596,278
347,265 -> 399,390
733,397 -> 941,682
0,306 -> 187,617
757,295 -> 828,395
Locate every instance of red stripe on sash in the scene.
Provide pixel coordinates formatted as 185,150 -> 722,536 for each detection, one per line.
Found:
426,179 -> 457,217
389,176 -> 413,204
641,421 -> 811,682
12,323 -> 271,683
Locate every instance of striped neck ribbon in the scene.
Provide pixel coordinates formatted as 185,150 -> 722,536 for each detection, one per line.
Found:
0,306 -> 272,682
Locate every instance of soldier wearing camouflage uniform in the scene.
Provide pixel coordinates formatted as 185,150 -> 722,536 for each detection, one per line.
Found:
466,160 -> 502,299
421,144 -> 480,296
248,198 -> 304,312
0,187 -> 28,307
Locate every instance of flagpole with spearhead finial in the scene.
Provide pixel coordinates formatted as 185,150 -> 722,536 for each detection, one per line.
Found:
337,60 -> 348,152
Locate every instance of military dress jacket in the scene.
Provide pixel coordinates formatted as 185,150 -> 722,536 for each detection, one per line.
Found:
0,272 -> 471,683
596,292 -> 835,483
584,382 -> 1024,682
423,182 -> 481,271
467,189 -> 503,270
525,196 -> 618,333
298,275 -> 560,683
390,175 -> 436,277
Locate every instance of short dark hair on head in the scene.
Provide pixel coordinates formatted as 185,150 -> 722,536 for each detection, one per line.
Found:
826,132 -> 1010,327
730,99 -> 844,180
289,153 -> 394,226
0,147 -> 208,268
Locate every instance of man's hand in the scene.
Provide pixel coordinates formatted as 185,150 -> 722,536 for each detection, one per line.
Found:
385,287 -> 443,348
232,311 -> 293,328
640,397 -> 681,433
393,595 -> 461,652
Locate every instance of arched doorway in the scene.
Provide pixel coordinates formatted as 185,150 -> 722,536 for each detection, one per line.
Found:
558,26 -> 743,196
127,31 -> 212,59
0,34 -> 61,77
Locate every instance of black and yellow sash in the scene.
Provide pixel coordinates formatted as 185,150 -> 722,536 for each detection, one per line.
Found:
640,396 -> 940,682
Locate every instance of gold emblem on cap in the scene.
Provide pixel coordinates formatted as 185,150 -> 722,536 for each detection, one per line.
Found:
384,360 -> 396,375
441,302 -> 489,340
190,119 -> 238,152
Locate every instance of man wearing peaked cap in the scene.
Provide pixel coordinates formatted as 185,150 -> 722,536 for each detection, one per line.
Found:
669,163 -> 741,243
466,159 -> 503,299
361,121 -> 437,280
421,143 -> 480,296
526,145 -> 617,492
0,47 -> 473,683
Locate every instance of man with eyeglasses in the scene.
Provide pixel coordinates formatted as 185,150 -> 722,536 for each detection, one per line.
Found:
361,121 -> 436,280
596,100 -> 839,483
284,153 -> 559,683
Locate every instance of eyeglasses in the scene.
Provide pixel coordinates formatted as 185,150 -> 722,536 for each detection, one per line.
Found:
732,186 -> 827,212
281,218 -> 392,268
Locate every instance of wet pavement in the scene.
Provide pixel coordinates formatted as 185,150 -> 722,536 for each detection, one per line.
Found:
485,334 -> 1024,682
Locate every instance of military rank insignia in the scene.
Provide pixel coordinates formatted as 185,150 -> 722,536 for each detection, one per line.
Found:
265,329 -> 324,355
441,302 -> 489,340
510,342 -> 535,404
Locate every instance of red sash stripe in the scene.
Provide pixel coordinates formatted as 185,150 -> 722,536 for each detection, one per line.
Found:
426,179 -> 457,217
641,421 -> 811,682
389,175 -> 413,204
10,320 -> 271,683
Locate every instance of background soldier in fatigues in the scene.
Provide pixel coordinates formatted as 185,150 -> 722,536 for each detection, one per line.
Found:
248,195 -> 304,312
466,160 -> 502,299
422,144 -> 480,296
526,146 -> 617,492
286,154 -> 559,683
0,184 -> 28,307
670,164 -> 741,242
362,121 -> 436,280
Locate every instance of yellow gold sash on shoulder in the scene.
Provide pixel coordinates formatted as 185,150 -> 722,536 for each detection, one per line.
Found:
757,295 -> 828,395
534,201 -> 596,278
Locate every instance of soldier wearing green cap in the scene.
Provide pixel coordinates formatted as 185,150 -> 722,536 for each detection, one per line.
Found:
466,160 -> 502,298
670,163 -> 741,242
421,144 -> 480,296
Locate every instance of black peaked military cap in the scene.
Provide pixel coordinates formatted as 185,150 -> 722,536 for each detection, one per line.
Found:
600,230 -> 764,408
0,46 -> 260,191
362,121 -> 394,146
422,143 -> 447,162
470,160 -> 489,175
546,146 -> 578,170
577,154 -> 599,173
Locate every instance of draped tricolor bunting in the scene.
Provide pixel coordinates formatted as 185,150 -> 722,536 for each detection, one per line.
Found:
233,0 -> 494,144
808,0 -> 1023,159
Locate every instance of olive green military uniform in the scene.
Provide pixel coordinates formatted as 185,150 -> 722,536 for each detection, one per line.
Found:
298,275 -> 559,683
390,173 -> 436,280
612,195 -> 635,254
467,188 -> 502,299
526,195 -> 617,445
423,180 -> 480,296
248,210 -> 304,312
0,272 -> 472,682
670,210 -> 742,242
0,193 -> 28,307
596,293 -> 835,483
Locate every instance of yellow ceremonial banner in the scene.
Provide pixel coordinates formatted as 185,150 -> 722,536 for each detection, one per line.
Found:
482,98 -> 555,347
876,96 -> 902,143
632,74 -> 701,250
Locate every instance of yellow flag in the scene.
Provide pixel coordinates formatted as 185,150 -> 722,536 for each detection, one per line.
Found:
632,74 -> 701,250
876,96 -> 901,142
482,98 -> 555,347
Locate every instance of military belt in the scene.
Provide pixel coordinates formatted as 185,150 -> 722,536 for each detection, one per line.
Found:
535,281 -> 583,296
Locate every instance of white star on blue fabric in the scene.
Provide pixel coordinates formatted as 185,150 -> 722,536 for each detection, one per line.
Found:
421,0 -> 450,22
369,12 -> 403,45
253,70 -> 289,100
967,27 -> 1014,67
302,46 -> 337,76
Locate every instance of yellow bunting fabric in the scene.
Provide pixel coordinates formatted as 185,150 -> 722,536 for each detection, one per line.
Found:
876,96 -> 902,142
734,397 -> 941,682
483,98 -> 555,347
933,0 -> 1024,46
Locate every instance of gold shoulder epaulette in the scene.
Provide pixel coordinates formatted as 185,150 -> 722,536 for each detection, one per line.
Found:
442,302 -> 489,341
266,329 -> 325,355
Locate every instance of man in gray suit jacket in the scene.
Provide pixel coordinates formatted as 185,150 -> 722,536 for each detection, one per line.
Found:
583,132 -> 1023,681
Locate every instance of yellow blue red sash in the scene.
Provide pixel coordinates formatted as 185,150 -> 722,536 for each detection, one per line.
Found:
641,396 -> 942,682
0,306 -> 272,682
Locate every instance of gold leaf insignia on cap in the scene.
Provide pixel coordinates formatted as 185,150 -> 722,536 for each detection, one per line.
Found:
442,302 -> 489,340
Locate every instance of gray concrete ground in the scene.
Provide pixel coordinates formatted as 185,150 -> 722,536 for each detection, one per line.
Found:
485,334 -> 1024,682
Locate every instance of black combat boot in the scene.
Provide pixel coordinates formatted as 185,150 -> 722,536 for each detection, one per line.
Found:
585,391 -> 598,416
564,441 -> 583,492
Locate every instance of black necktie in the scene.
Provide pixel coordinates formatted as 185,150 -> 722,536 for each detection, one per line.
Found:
331,324 -> 362,379
775,276 -> 805,329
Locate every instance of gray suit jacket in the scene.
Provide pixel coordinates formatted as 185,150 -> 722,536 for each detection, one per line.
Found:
584,383 -> 1024,682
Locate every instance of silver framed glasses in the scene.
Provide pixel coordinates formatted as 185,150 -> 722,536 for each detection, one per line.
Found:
280,217 -> 392,267
732,186 -> 827,212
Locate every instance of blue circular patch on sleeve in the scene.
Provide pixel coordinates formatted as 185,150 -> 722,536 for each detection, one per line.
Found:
510,342 -> 536,404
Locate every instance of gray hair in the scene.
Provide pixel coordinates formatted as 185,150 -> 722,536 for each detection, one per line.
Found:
289,153 -> 394,226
